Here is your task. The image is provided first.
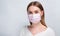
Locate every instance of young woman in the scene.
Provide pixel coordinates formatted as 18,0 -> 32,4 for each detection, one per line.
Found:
20,1 -> 55,36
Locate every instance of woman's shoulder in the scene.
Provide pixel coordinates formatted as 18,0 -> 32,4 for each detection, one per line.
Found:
46,27 -> 55,36
20,25 -> 29,32
19,25 -> 28,36
20,25 -> 27,31
47,27 -> 55,33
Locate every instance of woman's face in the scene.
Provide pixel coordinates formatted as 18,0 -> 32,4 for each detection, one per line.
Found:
27,6 -> 43,16
27,6 -> 43,24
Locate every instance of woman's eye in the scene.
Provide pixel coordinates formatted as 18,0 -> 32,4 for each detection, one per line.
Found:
28,12 -> 32,14
35,11 -> 38,14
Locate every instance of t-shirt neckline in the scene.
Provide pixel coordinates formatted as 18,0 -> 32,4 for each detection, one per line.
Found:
26,26 -> 49,36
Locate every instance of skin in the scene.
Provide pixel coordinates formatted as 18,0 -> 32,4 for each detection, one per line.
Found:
27,6 -> 47,35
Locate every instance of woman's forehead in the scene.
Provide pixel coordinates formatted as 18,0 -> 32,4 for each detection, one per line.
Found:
28,6 -> 41,12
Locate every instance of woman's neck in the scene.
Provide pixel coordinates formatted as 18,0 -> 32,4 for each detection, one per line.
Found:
30,22 -> 44,28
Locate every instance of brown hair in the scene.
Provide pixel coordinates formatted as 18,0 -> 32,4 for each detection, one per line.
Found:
27,1 -> 47,27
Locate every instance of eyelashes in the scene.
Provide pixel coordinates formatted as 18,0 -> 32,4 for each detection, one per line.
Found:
35,11 -> 39,14
28,11 -> 32,14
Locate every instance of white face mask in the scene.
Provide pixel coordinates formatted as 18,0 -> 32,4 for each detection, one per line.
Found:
28,13 -> 41,24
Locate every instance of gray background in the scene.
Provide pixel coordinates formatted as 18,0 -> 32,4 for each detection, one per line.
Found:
0,0 -> 60,36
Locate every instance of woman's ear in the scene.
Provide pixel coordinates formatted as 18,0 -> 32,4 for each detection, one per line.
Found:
40,11 -> 44,16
